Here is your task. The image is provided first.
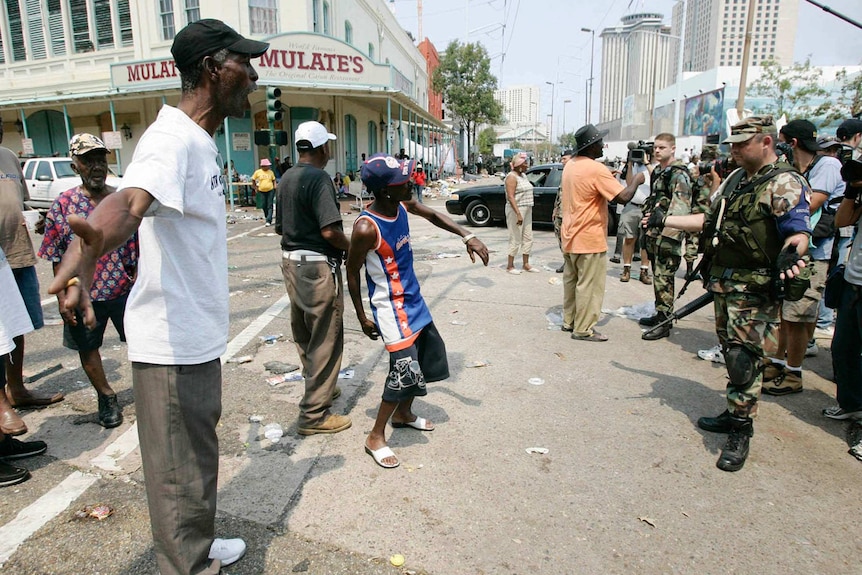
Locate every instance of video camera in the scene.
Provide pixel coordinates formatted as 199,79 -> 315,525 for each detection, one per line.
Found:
838,144 -> 854,166
697,145 -> 735,180
627,140 -> 654,164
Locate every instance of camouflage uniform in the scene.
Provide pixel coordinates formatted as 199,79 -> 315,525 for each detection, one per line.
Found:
706,164 -> 811,416
684,175 -> 711,264
552,188 -> 562,248
644,161 -> 692,315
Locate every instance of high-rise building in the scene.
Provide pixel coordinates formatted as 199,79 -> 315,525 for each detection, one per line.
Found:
494,85 -> 540,126
671,0 -> 799,81
599,13 -> 675,124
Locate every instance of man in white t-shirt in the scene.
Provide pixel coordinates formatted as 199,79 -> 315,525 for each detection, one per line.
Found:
49,20 -> 268,575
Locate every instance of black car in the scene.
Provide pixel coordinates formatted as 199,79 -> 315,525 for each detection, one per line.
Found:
444,163 -> 619,235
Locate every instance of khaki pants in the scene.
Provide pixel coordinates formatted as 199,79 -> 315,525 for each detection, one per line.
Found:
133,360 -> 222,575
505,203 -> 533,257
282,256 -> 344,426
562,252 -> 607,337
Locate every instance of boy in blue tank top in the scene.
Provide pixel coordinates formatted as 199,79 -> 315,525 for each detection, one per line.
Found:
347,154 -> 490,468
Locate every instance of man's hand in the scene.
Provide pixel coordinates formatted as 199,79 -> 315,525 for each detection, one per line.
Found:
48,214 -> 104,329
776,244 -> 806,280
465,237 -> 490,265
359,317 -> 380,340
646,206 -> 666,230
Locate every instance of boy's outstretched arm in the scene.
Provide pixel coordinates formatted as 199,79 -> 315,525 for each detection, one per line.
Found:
346,217 -> 380,340
404,199 -> 490,265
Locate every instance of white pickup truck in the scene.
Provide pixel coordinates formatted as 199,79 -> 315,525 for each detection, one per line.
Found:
22,157 -> 121,210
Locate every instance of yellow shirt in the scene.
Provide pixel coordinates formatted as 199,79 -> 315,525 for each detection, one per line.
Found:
252,168 -> 277,192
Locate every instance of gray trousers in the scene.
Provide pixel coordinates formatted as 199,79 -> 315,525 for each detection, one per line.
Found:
133,360 -> 222,575
281,256 -> 344,426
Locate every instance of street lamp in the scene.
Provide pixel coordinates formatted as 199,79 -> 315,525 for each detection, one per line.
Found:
562,99 -> 572,136
545,81 -> 556,145
581,27 -> 595,124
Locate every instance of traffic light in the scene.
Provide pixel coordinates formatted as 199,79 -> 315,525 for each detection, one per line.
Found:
254,130 -> 270,146
274,130 -> 288,146
266,87 -> 283,122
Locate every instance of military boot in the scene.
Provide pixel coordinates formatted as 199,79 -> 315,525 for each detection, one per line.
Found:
638,310 -> 665,327
697,409 -> 733,433
639,267 -> 653,285
642,317 -> 671,340
716,415 -> 754,472
620,267 -> 631,282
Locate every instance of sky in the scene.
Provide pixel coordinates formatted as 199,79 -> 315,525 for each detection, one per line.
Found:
392,0 -> 862,134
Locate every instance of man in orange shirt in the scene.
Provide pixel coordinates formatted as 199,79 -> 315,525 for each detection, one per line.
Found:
561,125 -> 644,341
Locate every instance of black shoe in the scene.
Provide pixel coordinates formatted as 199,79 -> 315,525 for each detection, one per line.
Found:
716,416 -> 753,472
697,410 -> 733,433
609,256 -> 621,264
642,322 -> 670,341
0,435 -> 47,460
98,393 -> 123,429
0,460 -> 30,487
638,312 -> 665,327
561,324 -> 574,332
556,265 -> 564,273
633,255 -> 641,262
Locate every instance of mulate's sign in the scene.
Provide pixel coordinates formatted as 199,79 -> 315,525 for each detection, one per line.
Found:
111,33 -> 392,90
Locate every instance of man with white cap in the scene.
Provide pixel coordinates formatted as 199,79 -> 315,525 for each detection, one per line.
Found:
251,157 -> 276,225
276,121 -> 352,436
49,18 -> 268,574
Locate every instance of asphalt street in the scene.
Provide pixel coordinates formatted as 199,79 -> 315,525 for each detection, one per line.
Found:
1,194 -> 859,575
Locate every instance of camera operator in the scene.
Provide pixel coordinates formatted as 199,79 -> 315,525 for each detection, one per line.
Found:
617,145 -> 652,284
824,161 -> 862,437
757,120 -> 845,395
639,133 -> 693,340
657,116 -> 810,472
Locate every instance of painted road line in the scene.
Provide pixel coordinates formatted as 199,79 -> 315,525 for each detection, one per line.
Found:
0,291 -> 287,566
38,225 -> 267,308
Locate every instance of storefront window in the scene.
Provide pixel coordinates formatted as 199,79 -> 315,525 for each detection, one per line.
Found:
118,0 -> 133,46
344,21 -> 352,45
249,0 -> 277,35
5,0 -> 27,61
323,1 -> 330,35
159,0 -> 175,41
94,0 -> 114,49
312,0 -> 320,33
184,0 -> 199,23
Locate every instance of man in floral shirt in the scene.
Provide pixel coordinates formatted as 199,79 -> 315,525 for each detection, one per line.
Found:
38,134 -> 137,428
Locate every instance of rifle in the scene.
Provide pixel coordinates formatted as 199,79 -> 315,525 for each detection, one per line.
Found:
641,291 -> 715,339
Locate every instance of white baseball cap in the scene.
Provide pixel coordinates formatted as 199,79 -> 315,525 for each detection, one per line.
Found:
295,121 -> 336,151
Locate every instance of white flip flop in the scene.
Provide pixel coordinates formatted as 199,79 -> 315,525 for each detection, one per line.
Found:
391,416 -> 435,431
365,444 -> 400,468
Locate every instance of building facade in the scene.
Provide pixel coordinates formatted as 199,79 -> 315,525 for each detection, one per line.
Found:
493,84 -> 540,127
671,0 -> 798,81
599,13 -> 674,125
0,0 -> 450,184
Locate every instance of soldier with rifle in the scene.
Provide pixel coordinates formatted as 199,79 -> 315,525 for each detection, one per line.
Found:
648,116 -> 811,472
639,133 -> 693,340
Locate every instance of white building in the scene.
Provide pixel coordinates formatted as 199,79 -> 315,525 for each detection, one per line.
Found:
0,0 -> 450,182
671,0 -> 798,80
494,84 -> 540,126
599,13 -> 675,124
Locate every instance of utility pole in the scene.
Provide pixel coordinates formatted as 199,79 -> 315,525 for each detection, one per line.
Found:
545,81 -> 556,145
581,27 -> 595,124
736,0 -> 757,115
418,0 -> 423,42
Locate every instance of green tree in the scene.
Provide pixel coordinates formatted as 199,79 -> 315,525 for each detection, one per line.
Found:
432,40 -> 503,164
477,126 -> 498,157
748,57 -> 829,119
559,131 -> 577,150
818,68 -> 862,124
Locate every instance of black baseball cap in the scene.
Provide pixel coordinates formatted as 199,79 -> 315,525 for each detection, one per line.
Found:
171,19 -> 269,72
780,119 -> 819,153
837,118 -> 862,142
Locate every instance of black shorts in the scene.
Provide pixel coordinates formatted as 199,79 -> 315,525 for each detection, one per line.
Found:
63,294 -> 128,352
382,322 -> 449,403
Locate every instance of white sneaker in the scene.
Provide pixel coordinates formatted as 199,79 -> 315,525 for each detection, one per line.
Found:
209,538 -> 246,566
697,345 -> 725,364
805,340 -> 819,357
814,326 -> 835,339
